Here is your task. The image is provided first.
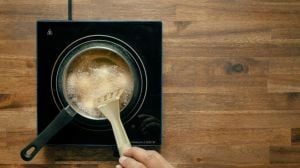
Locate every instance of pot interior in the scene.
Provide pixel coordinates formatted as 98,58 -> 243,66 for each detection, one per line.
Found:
62,48 -> 134,120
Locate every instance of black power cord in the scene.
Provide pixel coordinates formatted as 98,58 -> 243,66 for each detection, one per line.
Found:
68,0 -> 72,20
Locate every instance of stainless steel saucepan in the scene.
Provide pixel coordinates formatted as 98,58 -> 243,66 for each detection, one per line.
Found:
20,35 -> 147,161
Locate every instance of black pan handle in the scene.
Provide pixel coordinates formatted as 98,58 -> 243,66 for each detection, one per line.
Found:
20,106 -> 76,161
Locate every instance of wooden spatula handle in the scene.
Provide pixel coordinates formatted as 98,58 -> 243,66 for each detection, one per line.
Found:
110,115 -> 132,155
98,100 -> 131,156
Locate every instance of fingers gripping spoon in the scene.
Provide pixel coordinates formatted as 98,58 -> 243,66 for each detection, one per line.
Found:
96,89 -> 131,156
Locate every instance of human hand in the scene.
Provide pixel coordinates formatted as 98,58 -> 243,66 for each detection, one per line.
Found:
116,147 -> 173,168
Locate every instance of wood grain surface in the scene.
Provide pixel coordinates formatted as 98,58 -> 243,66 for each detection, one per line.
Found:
0,0 -> 300,167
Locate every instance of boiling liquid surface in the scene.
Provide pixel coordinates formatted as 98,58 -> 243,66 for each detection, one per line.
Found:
64,49 -> 134,119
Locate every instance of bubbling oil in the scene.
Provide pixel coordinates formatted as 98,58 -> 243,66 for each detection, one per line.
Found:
64,49 -> 134,119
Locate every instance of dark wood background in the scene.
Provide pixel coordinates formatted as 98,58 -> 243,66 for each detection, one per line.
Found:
0,0 -> 300,167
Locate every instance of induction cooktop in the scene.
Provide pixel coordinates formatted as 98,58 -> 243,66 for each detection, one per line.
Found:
36,21 -> 162,149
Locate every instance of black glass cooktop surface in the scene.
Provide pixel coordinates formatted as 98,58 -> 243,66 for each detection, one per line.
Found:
37,21 -> 162,147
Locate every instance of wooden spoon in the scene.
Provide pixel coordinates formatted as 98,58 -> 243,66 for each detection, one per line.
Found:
96,89 -> 131,155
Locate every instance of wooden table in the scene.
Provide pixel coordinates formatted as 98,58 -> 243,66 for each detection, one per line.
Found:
0,0 -> 300,167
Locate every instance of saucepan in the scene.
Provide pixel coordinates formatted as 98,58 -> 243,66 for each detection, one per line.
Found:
20,35 -> 147,161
